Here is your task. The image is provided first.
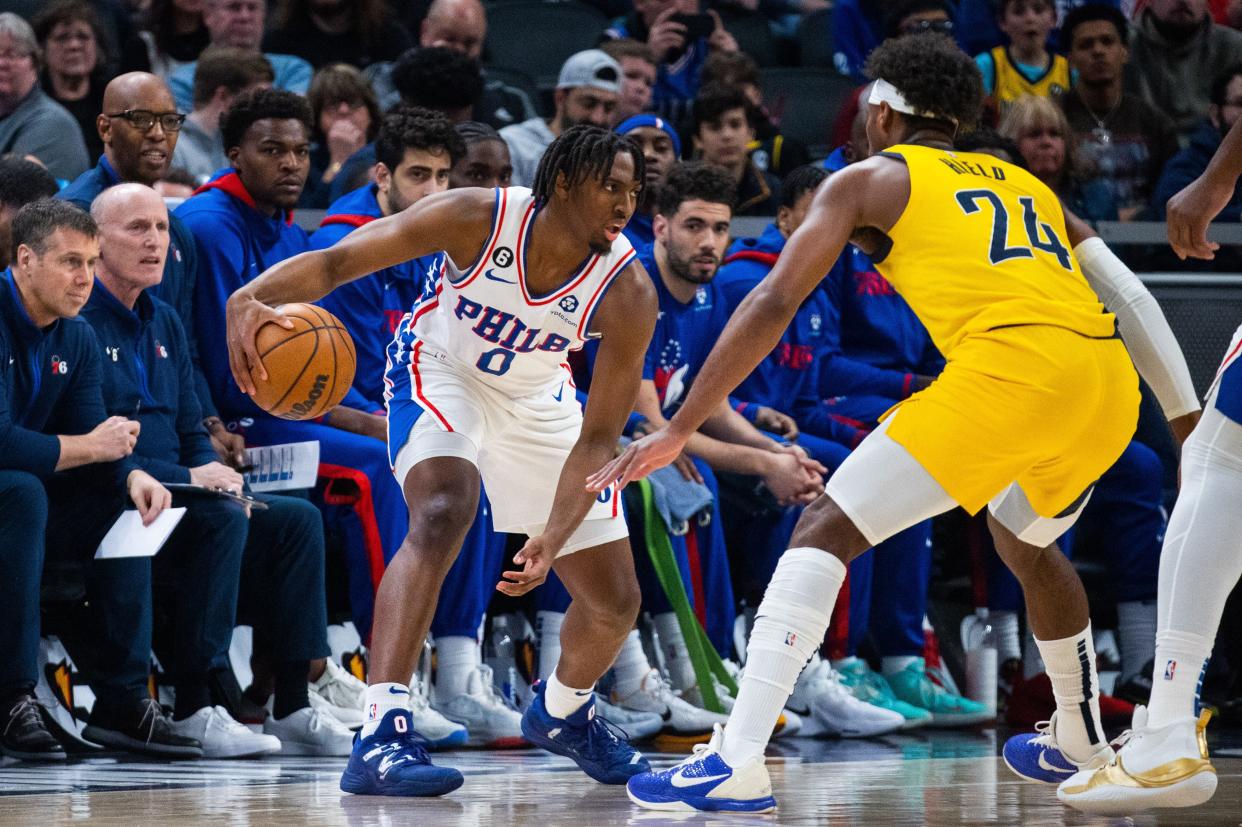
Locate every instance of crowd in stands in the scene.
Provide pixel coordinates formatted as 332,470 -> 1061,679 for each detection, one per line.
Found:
0,0 -> 1238,763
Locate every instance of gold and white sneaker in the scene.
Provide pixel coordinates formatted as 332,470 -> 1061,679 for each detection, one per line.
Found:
1058,706 -> 1217,815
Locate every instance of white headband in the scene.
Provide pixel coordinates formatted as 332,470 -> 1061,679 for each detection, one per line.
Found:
868,79 -> 958,128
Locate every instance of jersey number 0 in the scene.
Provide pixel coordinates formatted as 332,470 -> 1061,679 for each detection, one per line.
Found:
955,189 -> 1073,271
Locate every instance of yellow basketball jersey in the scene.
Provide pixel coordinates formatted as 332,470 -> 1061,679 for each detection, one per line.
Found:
872,144 -> 1115,359
988,46 -> 1070,108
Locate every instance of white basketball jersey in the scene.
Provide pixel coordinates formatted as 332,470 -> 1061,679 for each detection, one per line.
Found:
397,187 -> 636,397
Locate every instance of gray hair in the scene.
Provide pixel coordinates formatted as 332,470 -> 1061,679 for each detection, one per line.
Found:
0,13 -> 40,69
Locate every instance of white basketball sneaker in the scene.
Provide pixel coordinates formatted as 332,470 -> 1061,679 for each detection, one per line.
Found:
431,664 -> 528,748
169,706 -> 281,758
594,694 -> 664,741
612,669 -> 729,736
1058,706 -> 1217,815
309,659 -> 366,728
263,706 -> 354,756
789,657 -> 905,738
626,724 -> 776,813
407,672 -> 469,749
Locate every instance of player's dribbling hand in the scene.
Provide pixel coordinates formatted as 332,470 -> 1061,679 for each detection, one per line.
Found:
497,535 -> 556,596
1167,174 -> 1232,261
587,426 -> 690,491
225,293 -> 294,395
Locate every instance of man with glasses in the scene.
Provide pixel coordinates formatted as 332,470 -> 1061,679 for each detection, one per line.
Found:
0,13 -> 88,181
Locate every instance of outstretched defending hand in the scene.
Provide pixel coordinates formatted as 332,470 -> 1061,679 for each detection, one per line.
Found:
586,426 -> 689,492
1167,173 -> 1232,261
224,293 -> 294,395
497,534 -> 556,596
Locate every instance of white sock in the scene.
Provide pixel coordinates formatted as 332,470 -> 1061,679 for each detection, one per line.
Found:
881,655 -> 919,676
612,629 -> 653,699
536,611 -> 565,682
543,670 -> 593,719
1022,627 -> 1045,680
361,682 -> 409,739
433,635 -> 480,701
1148,406 -> 1242,726
654,612 -> 696,692
1116,600 -> 1157,684
991,610 -> 1021,663
720,548 -> 843,766
1035,624 -> 1106,764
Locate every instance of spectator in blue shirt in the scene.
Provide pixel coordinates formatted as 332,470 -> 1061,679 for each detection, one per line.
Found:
176,88 -> 407,639
168,0 -> 312,113
602,0 -> 739,124
0,199 -> 177,761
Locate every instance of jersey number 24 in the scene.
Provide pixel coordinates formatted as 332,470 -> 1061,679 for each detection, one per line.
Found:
955,189 -> 1072,271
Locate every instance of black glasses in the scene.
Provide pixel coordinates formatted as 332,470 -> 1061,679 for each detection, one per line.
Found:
901,18 -> 955,35
105,109 -> 187,132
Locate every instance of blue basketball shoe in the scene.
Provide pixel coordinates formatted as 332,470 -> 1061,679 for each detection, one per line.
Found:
627,724 -> 776,813
1004,713 -> 1113,784
520,682 -> 649,784
340,709 -> 465,797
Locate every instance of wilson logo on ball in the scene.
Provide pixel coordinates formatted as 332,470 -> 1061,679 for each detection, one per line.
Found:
289,374 -> 330,417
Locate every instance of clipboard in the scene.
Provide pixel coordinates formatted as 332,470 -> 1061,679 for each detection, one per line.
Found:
164,483 -> 270,510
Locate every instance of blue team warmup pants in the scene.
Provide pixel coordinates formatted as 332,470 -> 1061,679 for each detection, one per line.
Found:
239,417 -> 407,639
429,494 -> 509,640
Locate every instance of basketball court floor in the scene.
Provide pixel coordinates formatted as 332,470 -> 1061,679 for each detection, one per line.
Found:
3,728 -> 1241,825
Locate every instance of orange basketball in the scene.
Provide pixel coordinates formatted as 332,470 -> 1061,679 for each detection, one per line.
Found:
249,303 -> 356,420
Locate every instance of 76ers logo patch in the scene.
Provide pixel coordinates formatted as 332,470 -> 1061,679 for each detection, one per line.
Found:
50,355 -> 69,374
492,246 -> 514,268
559,295 -> 579,313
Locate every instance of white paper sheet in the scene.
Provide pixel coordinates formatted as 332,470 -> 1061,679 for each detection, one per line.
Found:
94,507 -> 187,560
242,441 -> 320,492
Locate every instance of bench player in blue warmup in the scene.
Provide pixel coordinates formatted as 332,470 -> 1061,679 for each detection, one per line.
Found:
226,125 -> 658,796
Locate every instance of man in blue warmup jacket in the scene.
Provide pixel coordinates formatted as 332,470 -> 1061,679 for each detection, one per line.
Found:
0,200 -> 181,761
175,88 -> 406,640
312,110 -> 516,748
83,183 -> 358,758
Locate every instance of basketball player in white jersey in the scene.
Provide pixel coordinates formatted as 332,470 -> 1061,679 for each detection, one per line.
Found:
1059,119 -> 1242,815
225,126 -> 660,796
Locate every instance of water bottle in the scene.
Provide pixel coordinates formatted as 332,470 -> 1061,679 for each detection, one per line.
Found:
965,609 -> 998,719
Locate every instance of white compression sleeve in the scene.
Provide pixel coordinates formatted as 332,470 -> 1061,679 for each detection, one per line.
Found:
1074,237 -> 1200,419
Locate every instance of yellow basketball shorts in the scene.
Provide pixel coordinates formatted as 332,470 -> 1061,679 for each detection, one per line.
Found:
881,325 -> 1140,517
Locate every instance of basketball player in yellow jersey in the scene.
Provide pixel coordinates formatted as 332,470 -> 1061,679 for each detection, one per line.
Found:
596,32 -> 1200,815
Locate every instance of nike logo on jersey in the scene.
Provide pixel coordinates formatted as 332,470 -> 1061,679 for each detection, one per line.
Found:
1038,751 -> 1074,774
552,382 -> 565,402
670,766 -> 731,788
484,268 -> 516,284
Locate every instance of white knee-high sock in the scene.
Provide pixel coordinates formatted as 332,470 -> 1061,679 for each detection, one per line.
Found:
1148,407 -> 1242,727
536,611 -> 565,682
654,612 -> 696,692
1035,624 -> 1107,764
720,548 -> 843,766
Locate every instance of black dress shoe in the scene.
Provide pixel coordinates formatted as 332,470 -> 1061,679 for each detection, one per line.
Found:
83,697 -> 203,759
1,693 -> 67,761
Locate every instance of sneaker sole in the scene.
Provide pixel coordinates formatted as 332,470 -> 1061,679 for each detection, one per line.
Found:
0,743 -> 67,761
199,742 -> 282,759
340,766 -> 465,797
520,715 -> 643,785
269,738 -> 352,757
1058,770 -> 1217,815
626,785 -> 776,813
81,726 -> 202,760
1002,752 -> 1074,785
924,712 -> 995,729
